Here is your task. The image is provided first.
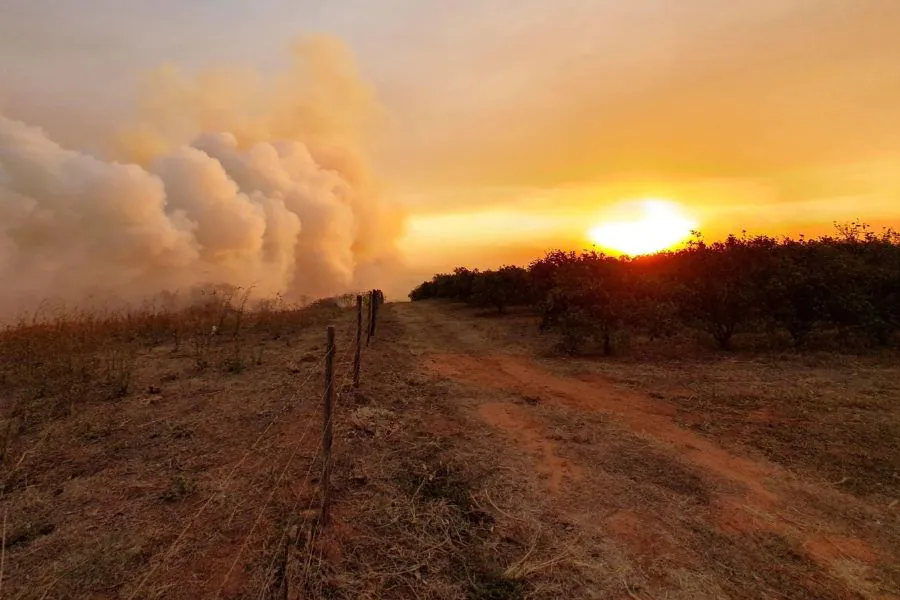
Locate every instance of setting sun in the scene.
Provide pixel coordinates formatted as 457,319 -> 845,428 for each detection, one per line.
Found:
588,199 -> 696,255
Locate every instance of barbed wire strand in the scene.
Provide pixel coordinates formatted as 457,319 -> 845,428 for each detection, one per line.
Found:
253,345 -> 360,598
211,412 -> 318,599
22,309 -> 360,600
295,361 -> 360,592
126,327 -> 342,600
255,336 -> 361,598
255,336 -> 361,595
253,401 -> 335,600
212,321 -> 358,598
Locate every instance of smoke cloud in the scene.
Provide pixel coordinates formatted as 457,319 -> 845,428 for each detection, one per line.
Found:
0,36 -> 404,317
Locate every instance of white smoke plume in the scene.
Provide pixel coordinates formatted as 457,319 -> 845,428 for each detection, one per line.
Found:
0,36 -> 403,317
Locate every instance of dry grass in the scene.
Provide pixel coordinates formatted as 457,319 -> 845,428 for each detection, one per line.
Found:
0,289 -> 364,599
375,300 -> 900,599
441,302 -> 900,501
306,314 -> 570,599
562,350 -> 900,500
292,305 -> 706,598
3,296 -> 899,599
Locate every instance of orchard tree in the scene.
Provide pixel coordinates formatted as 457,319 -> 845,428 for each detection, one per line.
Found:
409,221 -> 900,352
763,239 -> 832,346
472,266 -> 531,314
673,233 -> 775,350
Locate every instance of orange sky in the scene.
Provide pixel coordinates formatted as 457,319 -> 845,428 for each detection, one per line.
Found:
2,1 -> 900,286
379,2 -> 900,272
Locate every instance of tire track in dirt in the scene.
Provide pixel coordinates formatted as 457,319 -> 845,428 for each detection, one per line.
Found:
476,401 -> 583,495
426,353 -> 778,505
423,352 -> 886,579
396,302 -> 896,597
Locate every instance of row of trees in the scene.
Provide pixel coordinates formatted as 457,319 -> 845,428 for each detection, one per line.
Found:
409,223 -> 900,353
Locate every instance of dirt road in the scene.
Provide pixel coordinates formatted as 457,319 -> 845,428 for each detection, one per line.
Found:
376,300 -> 898,600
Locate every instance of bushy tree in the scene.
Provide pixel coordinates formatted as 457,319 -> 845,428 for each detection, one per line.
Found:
672,234 -> 775,350
470,266 -> 532,314
529,250 -> 580,330
408,223 -> 900,352
759,238 -> 832,346
826,223 -> 900,345
537,252 -> 634,354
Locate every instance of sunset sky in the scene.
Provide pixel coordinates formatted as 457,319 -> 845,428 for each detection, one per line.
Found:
2,0 -> 900,279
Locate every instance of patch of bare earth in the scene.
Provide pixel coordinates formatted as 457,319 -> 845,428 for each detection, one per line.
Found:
392,300 -> 899,599
476,402 -> 583,495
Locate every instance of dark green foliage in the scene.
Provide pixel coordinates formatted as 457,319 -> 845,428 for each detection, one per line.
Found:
536,252 -> 634,354
410,266 -> 532,313
471,266 -> 532,314
830,222 -> 900,345
763,238 -> 833,346
409,223 -> 900,353
673,233 -> 777,350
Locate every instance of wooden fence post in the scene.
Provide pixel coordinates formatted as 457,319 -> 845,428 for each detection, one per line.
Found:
353,295 -> 362,388
366,290 -> 374,346
321,325 -> 335,526
370,289 -> 379,338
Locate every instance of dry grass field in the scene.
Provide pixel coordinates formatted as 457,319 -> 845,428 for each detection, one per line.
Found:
1,292 -> 363,599
2,298 -> 898,599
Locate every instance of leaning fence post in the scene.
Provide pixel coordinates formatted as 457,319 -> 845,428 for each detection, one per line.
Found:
353,295 -> 362,388
321,325 -> 335,526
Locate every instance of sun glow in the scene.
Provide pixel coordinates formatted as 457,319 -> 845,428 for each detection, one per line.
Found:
588,199 -> 696,255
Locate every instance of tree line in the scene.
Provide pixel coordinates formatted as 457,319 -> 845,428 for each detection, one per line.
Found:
408,222 -> 900,353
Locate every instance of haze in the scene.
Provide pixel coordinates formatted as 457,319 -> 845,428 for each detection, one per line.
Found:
2,0 -> 899,306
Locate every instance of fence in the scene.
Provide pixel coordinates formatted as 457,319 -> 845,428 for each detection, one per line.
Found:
124,289 -> 385,600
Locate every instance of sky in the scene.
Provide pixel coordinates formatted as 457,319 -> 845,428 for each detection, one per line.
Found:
2,0 -> 900,280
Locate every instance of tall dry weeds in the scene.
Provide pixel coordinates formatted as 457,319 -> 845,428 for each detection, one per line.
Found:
0,289 -> 358,487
